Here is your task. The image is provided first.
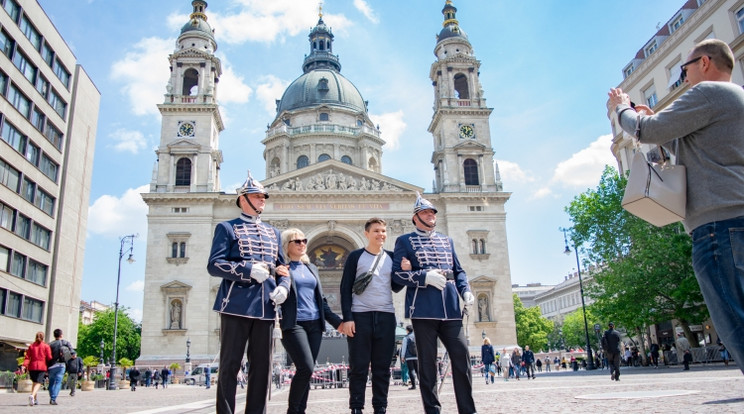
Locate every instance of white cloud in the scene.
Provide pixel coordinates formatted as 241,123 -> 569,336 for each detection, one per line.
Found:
354,0 -> 379,24
255,75 -> 290,115
128,308 -> 143,324
110,37 -> 173,117
211,2 -> 353,45
126,280 -> 145,292
109,128 -> 147,154
87,184 -> 149,238
550,134 -> 616,189
531,187 -> 554,200
496,160 -> 535,185
218,63 -> 253,105
370,111 -> 406,150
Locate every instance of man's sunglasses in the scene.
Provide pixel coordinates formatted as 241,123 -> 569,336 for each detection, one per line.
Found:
679,55 -> 708,82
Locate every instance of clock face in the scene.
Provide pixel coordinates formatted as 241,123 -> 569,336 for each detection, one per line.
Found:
178,121 -> 195,137
459,124 -> 474,139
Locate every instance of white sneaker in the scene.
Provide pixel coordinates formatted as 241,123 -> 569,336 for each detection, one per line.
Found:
29,395 -> 34,406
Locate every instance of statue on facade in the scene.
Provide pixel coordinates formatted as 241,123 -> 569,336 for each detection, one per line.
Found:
478,296 -> 490,322
170,300 -> 182,329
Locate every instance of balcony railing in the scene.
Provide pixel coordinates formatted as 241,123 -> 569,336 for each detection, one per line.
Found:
267,123 -> 380,139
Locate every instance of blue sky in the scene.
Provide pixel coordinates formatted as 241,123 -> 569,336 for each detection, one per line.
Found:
37,0 -> 685,322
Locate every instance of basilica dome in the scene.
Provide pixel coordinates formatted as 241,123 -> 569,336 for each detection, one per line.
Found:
276,69 -> 366,114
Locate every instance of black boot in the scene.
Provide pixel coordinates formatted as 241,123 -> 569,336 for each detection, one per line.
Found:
351,409 -> 363,414
373,408 -> 386,414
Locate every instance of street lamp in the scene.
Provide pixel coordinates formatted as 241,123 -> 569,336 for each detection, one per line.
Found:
108,234 -> 136,390
99,339 -> 105,365
481,330 -> 486,340
561,228 -> 596,370
186,338 -> 191,363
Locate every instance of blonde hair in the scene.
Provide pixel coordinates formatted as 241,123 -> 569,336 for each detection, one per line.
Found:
281,228 -> 310,263
483,337 -> 491,345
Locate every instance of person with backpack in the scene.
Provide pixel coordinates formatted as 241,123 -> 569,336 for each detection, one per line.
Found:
153,368 -> 161,389
48,329 -> 73,405
66,351 -> 83,396
401,325 -> 418,390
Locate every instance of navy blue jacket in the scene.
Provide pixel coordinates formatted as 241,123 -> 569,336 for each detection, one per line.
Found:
481,344 -> 495,365
207,215 -> 289,320
279,262 -> 342,331
392,230 -> 471,320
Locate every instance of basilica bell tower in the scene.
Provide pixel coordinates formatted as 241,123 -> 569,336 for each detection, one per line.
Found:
428,1 -> 502,194
151,0 -> 224,194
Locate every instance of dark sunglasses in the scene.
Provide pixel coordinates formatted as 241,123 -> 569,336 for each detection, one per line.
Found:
290,239 -> 308,245
679,55 -> 707,82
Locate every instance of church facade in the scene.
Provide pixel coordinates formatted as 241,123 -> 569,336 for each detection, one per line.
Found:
138,0 -> 517,367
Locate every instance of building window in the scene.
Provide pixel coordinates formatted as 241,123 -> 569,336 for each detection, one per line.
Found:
19,14 -> 41,50
644,85 -> 658,108
3,0 -> 20,22
175,158 -> 192,186
0,159 -> 20,192
22,177 -> 35,203
463,158 -> 479,185
0,202 -> 13,231
40,42 -> 54,66
2,120 -> 27,153
44,122 -> 63,149
471,239 -> 478,254
35,189 -> 54,216
669,14 -> 684,33
35,75 -> 49,99
479,239 -> 486,254
0,29 -> 13,59
52,58 -> 70,89
737,7 -> 744,34
48,89 -> 67,118
171,242 -> 178,258
39,154 -> 58,182
623,64 -> 635,79
8,84 -> 31,118
318,153 -> 331,162
180,242 -> 186,258
14,213 -> 30,239
453,73 -> 469,99
170,241 -> 187,258
0,245 -> 8,272
27,259 -> 47,285
297,155 -> 309,169
26,141 -> 40,165
31,107 -> 45,131
6,291 -> 21,318
31,223 -> 51,250
319,112 -> 329,121
22,296 -> 44,322
12,49 -> 37,83
644,40 -> 658,57
341,155 -> 352,165
10,251 -> 26,278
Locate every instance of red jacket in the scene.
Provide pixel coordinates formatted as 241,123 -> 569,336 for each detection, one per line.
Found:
23,341 -> 52,371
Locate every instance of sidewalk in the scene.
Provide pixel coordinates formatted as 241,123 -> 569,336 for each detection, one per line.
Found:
2,364 -> 742,413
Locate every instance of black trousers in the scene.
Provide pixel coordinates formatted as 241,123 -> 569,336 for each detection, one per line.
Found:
406,359 -> 419,387
607,352 -> 621,379
347,311 -> 396,410
216,314 -> 273,414
281,320 -> 323,414
412,319 -> 475,414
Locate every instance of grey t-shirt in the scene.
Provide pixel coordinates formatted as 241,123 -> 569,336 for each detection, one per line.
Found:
351,250 -> 395,313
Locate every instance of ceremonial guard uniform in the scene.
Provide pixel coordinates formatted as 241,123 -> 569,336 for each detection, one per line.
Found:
207,171 -> 290,414
393,194 -> 477,414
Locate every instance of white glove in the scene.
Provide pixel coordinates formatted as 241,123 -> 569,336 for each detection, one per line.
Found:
250,263 -> 270,283
425,270 -> 447,290
270,286 -> 288,305
463,291 -> 475,306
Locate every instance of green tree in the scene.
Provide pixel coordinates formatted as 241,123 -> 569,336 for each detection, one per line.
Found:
76,308 -> 141,364
565,166 -> 708,353
560,308 -> 600,351
513,294 -> 554,352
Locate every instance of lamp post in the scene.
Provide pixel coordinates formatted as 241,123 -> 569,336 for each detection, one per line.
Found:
99,339 -> 105,365
186,338 -> 191,363
108,234 -> 136,390
561,228 -> 596,370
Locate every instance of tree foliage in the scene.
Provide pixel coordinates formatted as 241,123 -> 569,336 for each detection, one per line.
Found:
565,166 -> 707,345
513,294 -> 554,352
76,308 -> 141,364
560,308 -> 601,351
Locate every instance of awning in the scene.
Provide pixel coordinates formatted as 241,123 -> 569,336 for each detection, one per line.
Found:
667,65 -> 682,88
0,338 -> 30,350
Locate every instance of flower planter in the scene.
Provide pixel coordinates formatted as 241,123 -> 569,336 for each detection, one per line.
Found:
16,379 -> 33,393
81,380 -> 95,391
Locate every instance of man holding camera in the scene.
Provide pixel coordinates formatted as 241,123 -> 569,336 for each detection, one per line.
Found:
393,193 -> 476,414
340,217 -> 404,414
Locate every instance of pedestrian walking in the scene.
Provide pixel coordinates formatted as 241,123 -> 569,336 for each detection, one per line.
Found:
402,325 -> 419,389
602,322 -> 622,381
481,338 -> 495,384
48,329 -> 73,405
66,351 -> 83,396
22,331 -> 52,406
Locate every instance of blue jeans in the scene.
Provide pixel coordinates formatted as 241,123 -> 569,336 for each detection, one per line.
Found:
48,364 -> 66,401
691,216 -> 744,375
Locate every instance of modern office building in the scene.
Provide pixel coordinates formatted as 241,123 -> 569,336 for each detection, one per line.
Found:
0,0 -> 99,369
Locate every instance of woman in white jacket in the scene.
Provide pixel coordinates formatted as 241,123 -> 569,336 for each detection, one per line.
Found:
501,348 -> 512,381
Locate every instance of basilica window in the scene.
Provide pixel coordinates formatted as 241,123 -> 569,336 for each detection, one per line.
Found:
341,155 -> 352,165
297,155 -> 309,169
166,232 -> 191,265
467,230 -> 489,260
175,158 -> 192,186
454,73 -> 469,99
463,158 -> 479,185
182,68 -> 199,95
318,153 -> 331,162
319,112 -> 329,121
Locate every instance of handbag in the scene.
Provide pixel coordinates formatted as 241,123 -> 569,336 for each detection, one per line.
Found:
621,146 -> 686,227
352,251 -> 384,295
